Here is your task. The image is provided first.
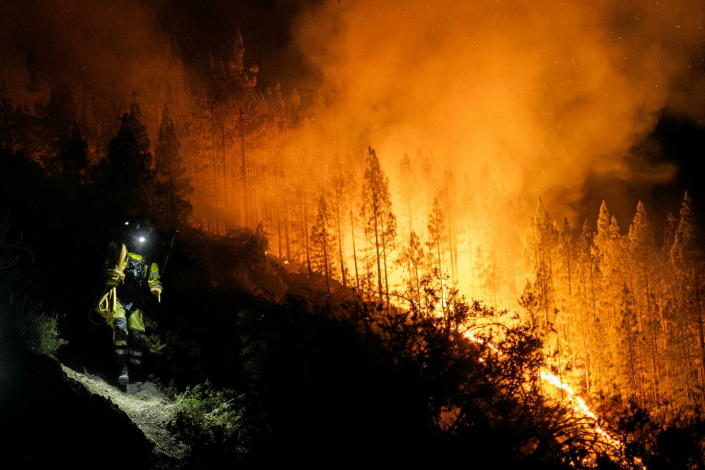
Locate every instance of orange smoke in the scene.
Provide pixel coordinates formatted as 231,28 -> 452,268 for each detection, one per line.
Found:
267,0 -> 705,305
291,0 -> 704,213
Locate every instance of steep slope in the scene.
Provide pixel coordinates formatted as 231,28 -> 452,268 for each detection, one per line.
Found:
0,304 -> 155,469
61,366 -> 190,463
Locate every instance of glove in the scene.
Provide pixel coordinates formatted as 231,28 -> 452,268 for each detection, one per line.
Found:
151,286 -> 162,303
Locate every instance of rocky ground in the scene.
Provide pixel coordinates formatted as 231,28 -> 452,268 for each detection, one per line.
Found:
62,365 -> 190,465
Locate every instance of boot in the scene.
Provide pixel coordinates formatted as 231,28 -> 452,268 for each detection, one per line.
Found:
118,365 -> 129,387
130,364 -> 145,385
114,316 -> 130,390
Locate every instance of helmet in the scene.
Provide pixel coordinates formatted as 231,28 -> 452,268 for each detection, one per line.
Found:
121,216 -> 154,254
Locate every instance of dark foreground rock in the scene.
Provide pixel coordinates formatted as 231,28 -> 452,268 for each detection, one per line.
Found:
0,304 -> 154,470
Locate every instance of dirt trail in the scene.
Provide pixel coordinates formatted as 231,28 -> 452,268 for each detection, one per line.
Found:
62,365 -> 190,462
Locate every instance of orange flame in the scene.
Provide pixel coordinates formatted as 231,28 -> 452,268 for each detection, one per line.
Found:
464,329 -> 644,468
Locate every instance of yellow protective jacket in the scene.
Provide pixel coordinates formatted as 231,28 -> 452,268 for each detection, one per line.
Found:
95,242 -> 162,320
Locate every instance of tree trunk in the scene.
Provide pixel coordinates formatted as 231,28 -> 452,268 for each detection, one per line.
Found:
284,202 -> 291,260
437,241 -> 445,316
323,236 -> 330,295
276,202 -> 283,258
350,209 -> 360,292
303,193 -> 312,275
383,242 -> 390,307
373,211 -> 383,303
336,200 -> 346,287
239,108 -> 249,227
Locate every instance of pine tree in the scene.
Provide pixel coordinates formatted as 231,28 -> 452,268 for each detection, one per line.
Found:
669,192 -> 704,404
594,200 -> 623,281
592,201 -> 624,395
617,283 -> 641,402
96,101 -> 154,217
427,196 -> 448,311
350,206 -> 361,293
663,212 -> 677,257
399,153 -> 415,235
311,195 -> 336,295
628,201 -> 651,248
576,220 -> 597,394
332,160 -> 353,287
660,211 -> 679,406
397,230 -> 426,312
525,199 -> 558,338
441,171 -> 459,282
555,218 -> 576,374
627,201 -> 659,404
474,246 -> 498,309
670,192 -> 695,271
361,146 -> 396,304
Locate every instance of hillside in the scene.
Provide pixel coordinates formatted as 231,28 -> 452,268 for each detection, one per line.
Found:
1,149 -> 703,470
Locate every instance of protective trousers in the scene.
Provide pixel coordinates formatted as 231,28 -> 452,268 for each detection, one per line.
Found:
111,300 -> 146,378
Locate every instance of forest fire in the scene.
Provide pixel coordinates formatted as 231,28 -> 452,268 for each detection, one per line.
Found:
2,0 -> 705,467
465,328 -> 630,466
538,371 -> 625,455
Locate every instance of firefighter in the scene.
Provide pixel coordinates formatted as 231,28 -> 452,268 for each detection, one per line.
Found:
96,218 -> 162,387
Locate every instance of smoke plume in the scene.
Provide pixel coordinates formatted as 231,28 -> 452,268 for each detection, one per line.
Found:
291,0 -> 705,219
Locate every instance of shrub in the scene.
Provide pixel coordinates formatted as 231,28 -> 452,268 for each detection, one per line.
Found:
171,380 -> 244,450
20,310 -> 68,357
